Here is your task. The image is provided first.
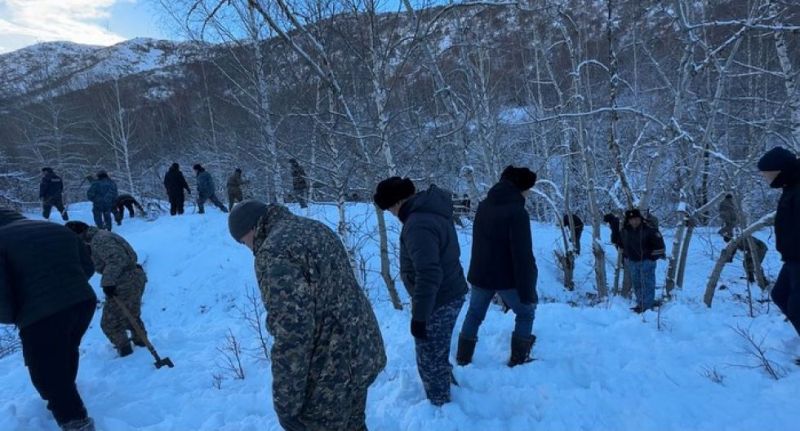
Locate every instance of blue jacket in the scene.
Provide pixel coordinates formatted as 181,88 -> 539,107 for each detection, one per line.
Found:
87,177 -> 118,211
399,185 -> 468,321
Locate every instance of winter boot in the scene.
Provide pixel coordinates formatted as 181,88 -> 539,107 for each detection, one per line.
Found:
117,343 -> 133,357
455,335 -> 477,366
61,210 -> 69,221
132,338 -> 146,348
508,335 -> 535,367
60,417 -> 95,431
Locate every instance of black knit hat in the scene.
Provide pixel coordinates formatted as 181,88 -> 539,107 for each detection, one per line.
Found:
500,166 -> 537,191
228,200 -> 268,242
65,221 -> 90,235
41,167 -> 53,173
193,164 -> 203,172
96,170 -> 108,179
374,177 -> 416,210
625,209 -> 643,220
171,162 -> 179,169
757,147 -> 797,172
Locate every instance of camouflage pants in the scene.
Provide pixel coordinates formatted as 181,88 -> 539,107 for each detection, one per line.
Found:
281,386 -> 369,431
414,297 -> 465,406
101,268 -> 147,349
227,191 -> 242,212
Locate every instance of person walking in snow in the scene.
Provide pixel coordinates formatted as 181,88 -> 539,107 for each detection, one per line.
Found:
86,170 -> 118,231
163,163 -> 191,216
374,177 -> 467,406
112,194 -> 145,226
456,166 -> 538,368
228,200 -> 386,430
289,158 -> 309,208
737,236 -> 768,285
757,147 -> 800,361
563,213 -> 584,255
620,208 -> 666,313
40,167 -> 69,221
192,164 -> 228,214
718,194 -> 737,242
65,221 -> 149,358
1,208 -> 97,431
226,168 -> 246,212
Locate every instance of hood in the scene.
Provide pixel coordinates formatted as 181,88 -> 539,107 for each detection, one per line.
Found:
0,208 -> 25,227
398,185 -> 453,223
485,180 -> 526,206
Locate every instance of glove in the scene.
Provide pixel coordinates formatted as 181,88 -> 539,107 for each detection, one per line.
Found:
103,285 -> 117,297
410,319 -> 427,340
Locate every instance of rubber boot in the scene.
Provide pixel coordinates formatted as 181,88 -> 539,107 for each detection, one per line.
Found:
455,335 -> 477,366
508,335 -> 535,367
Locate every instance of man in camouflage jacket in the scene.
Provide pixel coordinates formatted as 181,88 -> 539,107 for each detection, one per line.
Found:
228,200 -> 386,431
226,168 -> 247,211
65,221 -> 148,357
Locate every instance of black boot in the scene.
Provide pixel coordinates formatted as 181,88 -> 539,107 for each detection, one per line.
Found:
455,335 -> 477,366
132,338 -> 146,347
117,343 -> 133,357
508,335 -> 535,367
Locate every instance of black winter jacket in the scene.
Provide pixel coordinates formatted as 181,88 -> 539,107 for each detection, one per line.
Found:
399,185 -> 468,321
774,161 -> 800,263
39,172 -> 63,199
467,180 -> 538,304
164,166 -> 191,198
620,222 -> 666,262
0,209 -> 96,328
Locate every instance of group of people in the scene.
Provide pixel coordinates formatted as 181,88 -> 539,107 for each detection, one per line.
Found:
3,146 -> 799,431
40,168 -> 144,231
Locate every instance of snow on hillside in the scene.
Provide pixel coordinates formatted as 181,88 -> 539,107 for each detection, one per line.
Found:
1,202 -> 798,431
0,39 -> 205,102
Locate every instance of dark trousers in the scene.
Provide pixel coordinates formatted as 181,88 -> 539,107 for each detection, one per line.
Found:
168,195 -> 185,215
197,194 -> 227,213
772,262 -> 800,336
92,208 -> 112,230
19,300 -> 95,426
113,201 -> 144,225
42,196 -> 67,220
415,297 -> 464,406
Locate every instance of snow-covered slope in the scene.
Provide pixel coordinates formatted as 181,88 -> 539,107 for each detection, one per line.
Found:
0,202 -> 797,430
0,38 -> 207,102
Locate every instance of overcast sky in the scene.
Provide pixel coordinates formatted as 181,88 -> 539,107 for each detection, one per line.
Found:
0,0 -> 167,54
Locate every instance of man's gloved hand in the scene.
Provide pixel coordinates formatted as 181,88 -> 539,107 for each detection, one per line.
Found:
411,319 -> 427,340
103,285 -> 117,297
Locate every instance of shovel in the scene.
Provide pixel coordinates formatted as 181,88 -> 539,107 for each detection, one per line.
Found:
112,296 -> 174,369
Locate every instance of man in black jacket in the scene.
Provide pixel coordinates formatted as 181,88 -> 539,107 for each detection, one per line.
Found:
163,163 -> 191,216
112,194 -> 145,226
620,208 -> 666,313
758,147 -> 800,358
0,208 -> 97,431
40,167 -> 69,221
456,166 -> 538,368
375,177 -> 467,406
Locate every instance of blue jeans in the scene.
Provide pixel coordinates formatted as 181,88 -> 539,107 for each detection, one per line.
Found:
460,285 -> 536,339
626,259 -> 656,309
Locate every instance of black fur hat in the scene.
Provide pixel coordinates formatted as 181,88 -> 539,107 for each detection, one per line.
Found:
500,165 -> 537,191
374,177 -> 416,210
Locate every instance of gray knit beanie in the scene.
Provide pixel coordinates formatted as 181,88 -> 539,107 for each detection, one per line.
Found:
228,199 -> 268,242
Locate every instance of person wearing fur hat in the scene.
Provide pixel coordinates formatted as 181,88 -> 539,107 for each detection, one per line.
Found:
227,201 -> 386,429
456,166 -> 539,368
758,146 -> 800,362
374,177 -> 468,406
86,170 -> 118,231
620,208 -> 666,313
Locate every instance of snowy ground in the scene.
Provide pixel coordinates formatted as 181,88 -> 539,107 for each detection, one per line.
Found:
1,202 -> 798,431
